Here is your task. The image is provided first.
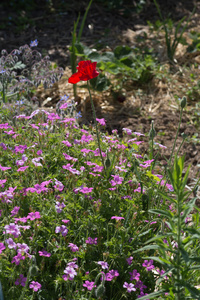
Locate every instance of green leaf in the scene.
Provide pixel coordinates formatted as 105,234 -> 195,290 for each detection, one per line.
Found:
90,74 -> 111,91
189,256 -> 200,263
133,289 -> 166,299
149,209 -> 173,219
88,51 -> 101,62
101,52 -> 115,62
114,45 -> 132,59
143,256 -> 172,265
133,245 -> 161,252
180,281 -> 200,298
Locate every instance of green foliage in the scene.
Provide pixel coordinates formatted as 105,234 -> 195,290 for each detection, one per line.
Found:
134,156 -> 200,299
153,0 -> 195,63
74,43 -> 157,92
187,31 -> 200,53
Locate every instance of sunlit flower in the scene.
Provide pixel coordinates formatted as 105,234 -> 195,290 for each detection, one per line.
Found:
68,60 -> 99,84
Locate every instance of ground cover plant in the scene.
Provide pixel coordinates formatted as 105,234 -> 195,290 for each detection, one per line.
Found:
0,38 -> 200,299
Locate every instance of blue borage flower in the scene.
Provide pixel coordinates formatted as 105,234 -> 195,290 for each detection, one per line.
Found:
30,39 -> 38,47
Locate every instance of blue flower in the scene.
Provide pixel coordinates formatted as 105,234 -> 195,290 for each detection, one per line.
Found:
76,111 -> 82,119
30,39 -> 38,47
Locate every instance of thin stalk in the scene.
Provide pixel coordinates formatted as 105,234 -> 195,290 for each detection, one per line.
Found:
176,192 -> 181,299
168,107 -> 183,167
87,81 -> 105,170
77,0 -> 93,43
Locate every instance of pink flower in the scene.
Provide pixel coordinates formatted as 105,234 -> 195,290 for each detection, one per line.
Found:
110,175 -> 124,186
5,238 -> 17,249
38,250 -> 51,257
83,280 -> 96,291
17,166 -> 29,172
4,223 -> 21,238
133,131 -> 145,136
142,260 -> 155,271
98,261 -> 109,269
111,216 -> 124,221
63,266 -> 77,281
15,145 -> 27,154
29,281 -> 41,292
11,206 -> 20,217
62,140 -> 72,147
79,187 -> 93,194
96,118 -> 106,126
54,179 -> 64,191
47,113 -> 60,121
0,179 -> 7,188
68,243 -> 79,252
27,212 -> 41,221
55,225 -> 68,236
62,219 -> 70,224
12,253 -> 25,265
0,164 -> 11,171
123,282 -> 136,293
126,256 -> 133,265
0,242 -> 6,254
86,237 -> 97,245
129,269 -> 140,281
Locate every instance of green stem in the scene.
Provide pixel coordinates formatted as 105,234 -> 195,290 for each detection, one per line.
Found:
87,81 -> 105,170
176,192 -> 181,299
168,107 -> 183,167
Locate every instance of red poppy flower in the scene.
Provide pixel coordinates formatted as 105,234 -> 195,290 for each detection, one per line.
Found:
68,60 -> 99,84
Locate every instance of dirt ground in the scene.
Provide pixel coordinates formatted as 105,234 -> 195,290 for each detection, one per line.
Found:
0,0 -> 200,193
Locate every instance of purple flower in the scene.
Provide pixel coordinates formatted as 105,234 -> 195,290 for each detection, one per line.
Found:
12,253 -> 25,265
38,250 -> 51,257
142,260 -> 155,271
98,261 -> 109,269
122,128 -> 132,135
55,225 -> 68,236
17,166 -> 29,172
135,280 -> 147,291
63,266 -> 77,281
111,216 -> 124,221
11,206 -> 20,217
123,282 -> 136,293
133,131 -> 144,136
96,118 -> 106,126
15,274 -> 27,287
32,157 -> 43,167
27,211 -> 41,220
17,243 -> 29,254
86,237 -> 97,245
0,243 -> 5,254
102,270 -> 119,281
29,281 -> 41,292
110,175 -> 124,186
62,140 -> 72,147
129,269 -> 140,281
0,164 -> 11,171
79,187 -> 93,194
83,280 -> 96,291
30,39 -> 38,47
68,243 -> 79,252
4,223 -> 21,238
54,179 -> 64,191
15,145 -> 27,154
6,238 -> 17,249
126,256 -> 133,265
0,179 -> 7,188
55,201 -> 66,213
